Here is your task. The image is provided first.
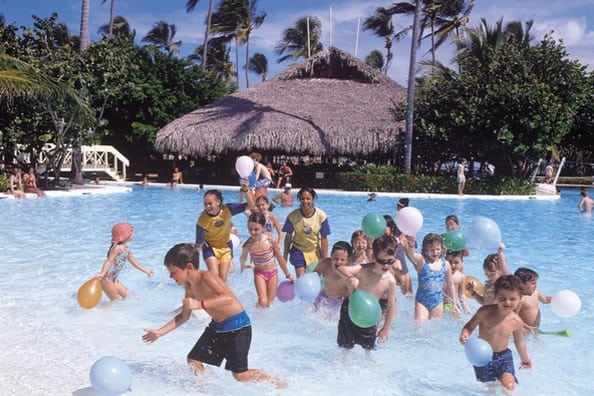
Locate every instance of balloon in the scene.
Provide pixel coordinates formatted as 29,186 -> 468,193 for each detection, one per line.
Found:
442,230 -> 466,252
77,278 -> 103,309
361,213 -> 387,239
235,155 -> 254,178
229,233 -> 241,250
348,289 -> 381,328
294,272 -> 322,302
551,290 -> 581,318
276,280 -> 295,302
463,275 -> 484,299
464,338 -> 493,367
467,216 -> 501,250
89,356 -> 132,396
395,207 -> 424,235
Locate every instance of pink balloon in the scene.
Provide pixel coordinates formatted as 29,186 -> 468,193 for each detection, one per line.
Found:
276,280 -> 295,302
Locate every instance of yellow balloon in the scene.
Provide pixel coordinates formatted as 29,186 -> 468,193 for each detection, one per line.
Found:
77,278 -> 103,309
464,275 -> 485,299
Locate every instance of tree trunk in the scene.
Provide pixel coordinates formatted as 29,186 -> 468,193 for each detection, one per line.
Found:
79,0 -> 91,51
202,0 -> 214,71
403,0 -> 423,174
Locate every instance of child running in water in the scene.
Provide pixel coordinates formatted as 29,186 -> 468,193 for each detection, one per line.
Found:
252,195 -> 283,246
240,213 -> 294,308
96,222 -> 154,300
459,275 -> 531,392
514,267 -> 552,329
403,232 -> 459,321
312,241 -> 356,320
142,243 -> 284,386
468,243 -> 509,305
444,250 -> 471,314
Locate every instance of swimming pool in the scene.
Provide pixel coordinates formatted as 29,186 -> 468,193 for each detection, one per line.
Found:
0,186 -> 591,395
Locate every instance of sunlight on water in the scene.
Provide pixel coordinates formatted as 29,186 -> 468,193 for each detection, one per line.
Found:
0,186 -> 592,395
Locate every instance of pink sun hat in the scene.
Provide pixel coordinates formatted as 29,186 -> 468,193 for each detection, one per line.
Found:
111,222 -> 134,243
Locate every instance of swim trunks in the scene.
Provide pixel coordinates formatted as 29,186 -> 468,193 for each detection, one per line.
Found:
337,297 -> 377,349
288,248 -> 319,269
473,348 -> 518,384
415,259 -> 446,312
202,241 -> 233,263
187,311 -> 252,373
314,290 -> 345,320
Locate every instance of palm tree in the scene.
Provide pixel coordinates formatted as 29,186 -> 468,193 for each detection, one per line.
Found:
363,7 -> 410,74
275,16 -> 323,63
79,0 -> 90,51
98,15 -> 136,42
101,0 -> 116,39
189,37 -> 235,83
364,50 -> 384,70
186,0 -> 215,71
142,21 -> 182,56
237,0 -> 266,88
245,52 -> 268,82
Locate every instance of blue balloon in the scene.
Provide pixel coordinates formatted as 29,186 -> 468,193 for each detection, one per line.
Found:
467,216 -> 501,250
464,338 -> 493,367
90,356 -> 132,396
294,272 -> 322,302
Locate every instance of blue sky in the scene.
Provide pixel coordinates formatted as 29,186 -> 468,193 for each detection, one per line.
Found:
2,0 -> 594,87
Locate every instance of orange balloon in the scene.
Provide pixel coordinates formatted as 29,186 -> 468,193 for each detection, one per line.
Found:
464,275 -> 485,299
77,278 -> 103,309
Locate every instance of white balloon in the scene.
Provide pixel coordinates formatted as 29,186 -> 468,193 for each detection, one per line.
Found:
467,216 -> 501,250
395,207 -> 424,235
551,290 -> 581,318
235,156 -> 254,178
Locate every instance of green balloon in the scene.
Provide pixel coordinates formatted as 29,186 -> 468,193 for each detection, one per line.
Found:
361,213 -> 387,239
443,230 -> 466,252
348,289 -> 381,328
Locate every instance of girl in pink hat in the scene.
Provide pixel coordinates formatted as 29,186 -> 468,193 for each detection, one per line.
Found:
96,222 -> 154,300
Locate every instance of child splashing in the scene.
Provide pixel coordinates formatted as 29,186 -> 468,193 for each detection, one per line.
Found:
403,232 -> 459,321
240,212 -> 294,308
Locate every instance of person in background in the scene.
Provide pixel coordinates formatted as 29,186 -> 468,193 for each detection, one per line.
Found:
96,222 -> 154,300
282,187 -> 330,277
468,243 -> 509,306
444,250 -> 471,314
23,166 -> 46,197
459,275 -> 531,393
544,163 -> 554,184
142,243 -> 284,386
444,214 -> 470,257
250,152 -> 273,198
7,168 -> 26,199
276,160 -> 293,188
168,167 -> 183,187
272,183 -> 294,207
578,188 -> 593,214
350,230 -> 371,265
457,159 -> 467,195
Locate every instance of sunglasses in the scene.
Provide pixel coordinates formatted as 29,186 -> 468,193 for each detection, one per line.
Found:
376,257 -> 396,266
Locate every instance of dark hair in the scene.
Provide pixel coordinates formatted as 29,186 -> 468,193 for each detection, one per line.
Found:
204,189 -> 223,203
332,241 -> 353,257
445,249 -> 464,260
494,275 -> 523,295
514,267 -> 538,283
421,233 -> 443,257
351,230 -> 365,244
372,234 -> 397,257
483,253 -> 500,271
397,197 -> 409,209
248,212 -> 267,227
383,214 -> 396,234
164,243 -> 200,269
297,187 -> 317,201
445,214 -> 459,225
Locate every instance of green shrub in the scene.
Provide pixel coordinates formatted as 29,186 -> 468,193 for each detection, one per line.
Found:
0,173 -> 7,191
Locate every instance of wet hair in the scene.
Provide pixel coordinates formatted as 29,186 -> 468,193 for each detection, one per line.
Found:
445,249 -> 464,261
383,214 -> 397,235
581,188 -> 588,197
256,195 -> 271,208
351,230 -> 365,245
494,275 -> 523,295
331,241 -> 353,258
297,187 -> 317,201
397,197 -> 409,209
248,212 -> 267,227
483,253 -> 501,271
445,214 -> 459,225
372,234 -> 397,257
204,189 -> 223,203
514,267 -> 538,283
164,243 -> 200,269
421,233 -> 443,257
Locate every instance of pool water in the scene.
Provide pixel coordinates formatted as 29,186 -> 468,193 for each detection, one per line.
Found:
0,186 -> 591,395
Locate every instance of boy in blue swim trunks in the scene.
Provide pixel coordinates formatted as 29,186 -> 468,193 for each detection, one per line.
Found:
459,275 -> 532,392
143,243 -> 283,386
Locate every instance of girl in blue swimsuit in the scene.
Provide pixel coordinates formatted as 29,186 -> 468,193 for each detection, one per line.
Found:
403,232 -> 459,322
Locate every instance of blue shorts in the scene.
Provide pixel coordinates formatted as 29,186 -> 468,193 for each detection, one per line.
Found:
289,248 -> 319,269
473,348 -> 518,384
255,178 -> 271,188
202,241 -> 233,262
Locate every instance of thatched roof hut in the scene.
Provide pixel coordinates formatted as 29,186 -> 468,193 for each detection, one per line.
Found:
154,46 -> 407,158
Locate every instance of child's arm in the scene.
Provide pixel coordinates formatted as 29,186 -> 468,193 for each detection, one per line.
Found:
538,291 -> 552,304
127,250 -> 154,277
459,307 -> 485,344
444,262 -> 460,318
240,179 -> 256,210
320,235 -> 329,259
378,279 -> 397,342
270,215 -> 283,248
96,245 -> 120,278
402,235 -> 424,272
457,280 -> 471,314
512,327 -> 532,369
239,239 -> 253,273
497,243 -> 509,275
142,287 -> 193,344
272,237 -> 294,280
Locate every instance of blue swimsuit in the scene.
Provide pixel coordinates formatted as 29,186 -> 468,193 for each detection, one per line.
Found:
415,258 -> 446,311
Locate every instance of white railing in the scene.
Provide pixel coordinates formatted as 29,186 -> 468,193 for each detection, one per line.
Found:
39,144 -> 129,181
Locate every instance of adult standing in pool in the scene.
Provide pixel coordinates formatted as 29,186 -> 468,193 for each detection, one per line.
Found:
282,187 -> 331,277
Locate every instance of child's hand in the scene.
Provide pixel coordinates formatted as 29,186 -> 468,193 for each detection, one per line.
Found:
459,332 -> 469,345
285,273 -> 295,281
146,269 -> 154,278
520,358 -> 532,369
377,327 -> 390,343
142,328 -> 160,344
